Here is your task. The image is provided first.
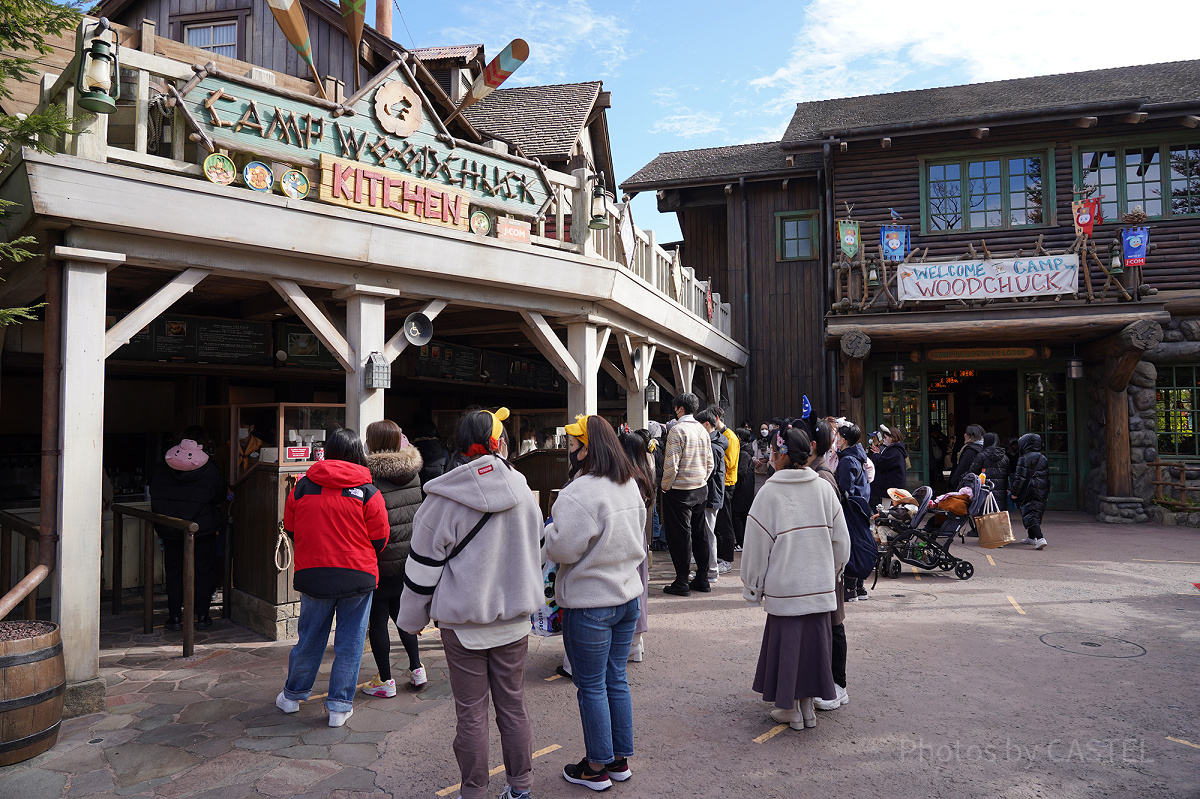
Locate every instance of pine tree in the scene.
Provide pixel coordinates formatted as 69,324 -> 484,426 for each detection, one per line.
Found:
0,0 -> 83,325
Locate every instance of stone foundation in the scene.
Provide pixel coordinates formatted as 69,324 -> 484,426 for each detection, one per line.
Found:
64,678 -> 106,719
231,588 -> 300,640
1096,495 -> 1148,524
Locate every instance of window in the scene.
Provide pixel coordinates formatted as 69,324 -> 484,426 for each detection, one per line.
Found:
775,211 -> 818,261
1156,365 -> 1200,458
924,152 -> 1047,232
1078,139 -> 1200,220
186,22 -> 237,58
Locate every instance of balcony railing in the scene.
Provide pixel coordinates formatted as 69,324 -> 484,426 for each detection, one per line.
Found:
24,20 -> 733,340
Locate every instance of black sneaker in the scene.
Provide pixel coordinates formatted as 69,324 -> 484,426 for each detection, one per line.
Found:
563,758 -> 612,791
856,587 -> 868,601
606,757 -> 631,782
663,582 -> 691,596
688,579 -> 712,593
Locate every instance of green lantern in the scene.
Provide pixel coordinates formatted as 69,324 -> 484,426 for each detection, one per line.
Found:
866,261 -> 880,287
588,174 -> 610,230
75,18 -> 120,114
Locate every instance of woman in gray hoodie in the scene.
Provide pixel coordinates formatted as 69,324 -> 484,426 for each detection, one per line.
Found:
398,408 -> 544,799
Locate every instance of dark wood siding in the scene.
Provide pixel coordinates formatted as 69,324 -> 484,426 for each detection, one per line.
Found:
829,118 -> 1200,293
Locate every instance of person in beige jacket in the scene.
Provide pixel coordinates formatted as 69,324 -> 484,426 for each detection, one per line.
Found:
741,424 -> 850,731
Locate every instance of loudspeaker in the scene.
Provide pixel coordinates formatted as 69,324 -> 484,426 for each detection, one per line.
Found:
403,312 -> 434,347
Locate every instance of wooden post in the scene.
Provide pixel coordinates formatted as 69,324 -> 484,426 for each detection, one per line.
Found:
1105,371 -> 1132,497
567,321 -> 601,418
23,539 -> 37,620
54,254 -> 109,685
336,287 -> 395,434
111,509 -> 123,615
571,168 -> 598,258
142,520 -> 153,633
182,529 -> 194,657
0,524 -> 10,601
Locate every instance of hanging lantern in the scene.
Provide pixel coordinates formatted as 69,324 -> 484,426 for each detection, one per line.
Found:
1109,250 -> 1124,275
75,18 -> 121,114
588,174 -> 610,230
866,261 -> 880,287
364,351 -> 391,389
1067,357 -> 1084,379
890,362 -> 905,382
644,379 -> 660,405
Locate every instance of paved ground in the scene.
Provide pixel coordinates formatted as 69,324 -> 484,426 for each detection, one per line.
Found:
1,511 -> 1198,799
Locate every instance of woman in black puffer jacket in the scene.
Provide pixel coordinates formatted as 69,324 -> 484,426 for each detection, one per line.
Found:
975,432 -> 1011,502
1009,433 -> 1051,548
362,420 -> 427,696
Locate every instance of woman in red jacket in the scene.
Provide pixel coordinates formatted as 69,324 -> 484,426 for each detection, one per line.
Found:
275,427 -> 389,727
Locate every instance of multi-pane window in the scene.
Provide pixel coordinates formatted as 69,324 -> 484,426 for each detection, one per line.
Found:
1079,140 -> 1200,220
775,211 -> 818,260
925,153 -> 1045,232
1156,365 -> 1200,458
186,22 -> 236,58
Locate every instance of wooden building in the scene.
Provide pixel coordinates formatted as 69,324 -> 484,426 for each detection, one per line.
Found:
625,59 -> 1200,518
0,7 -> 744,712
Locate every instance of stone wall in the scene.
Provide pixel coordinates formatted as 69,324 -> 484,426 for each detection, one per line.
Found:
1085,356 -> 1157,523
1141,315 -> 1200,527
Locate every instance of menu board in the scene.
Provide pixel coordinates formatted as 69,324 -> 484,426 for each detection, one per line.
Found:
107,312 -> 271,365
481,351 -> 511,386
412,342 -> 561,392
277,323 -> 342,370
415,341 -> 482,382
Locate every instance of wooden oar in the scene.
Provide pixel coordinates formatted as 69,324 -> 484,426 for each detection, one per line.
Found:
265,0 -> 328,99
339,0 -> 366,90
444,39 -> 529,125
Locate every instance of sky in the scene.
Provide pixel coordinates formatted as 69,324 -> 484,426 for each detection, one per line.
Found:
375,0 -> 1200,242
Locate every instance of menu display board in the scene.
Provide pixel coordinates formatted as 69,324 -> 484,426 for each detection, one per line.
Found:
413,341 -> 562,392
277,324 -> 342,370
416,341 -> 483,382
107,312 -> 271,365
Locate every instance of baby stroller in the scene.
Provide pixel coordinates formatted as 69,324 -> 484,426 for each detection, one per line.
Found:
874,477 -> 979,582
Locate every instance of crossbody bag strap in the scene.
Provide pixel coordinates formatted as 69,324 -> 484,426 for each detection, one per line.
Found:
447,511 -> 494,561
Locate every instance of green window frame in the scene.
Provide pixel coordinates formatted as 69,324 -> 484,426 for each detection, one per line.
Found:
919,147 -> 1053,234
1075,137 -> 1200,221
775,211 -> 819,261
1156,364 -> 1200,458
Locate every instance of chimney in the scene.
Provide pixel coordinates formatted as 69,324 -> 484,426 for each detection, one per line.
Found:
376,0 -> 392,39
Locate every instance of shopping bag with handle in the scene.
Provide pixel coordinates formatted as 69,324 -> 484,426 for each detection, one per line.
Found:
974,491 -> 1014,548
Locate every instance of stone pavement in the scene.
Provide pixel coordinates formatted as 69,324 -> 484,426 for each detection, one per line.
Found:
1,511 -> 1198,799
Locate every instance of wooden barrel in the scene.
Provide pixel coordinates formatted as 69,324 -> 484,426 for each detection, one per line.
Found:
0,621 -> 65,766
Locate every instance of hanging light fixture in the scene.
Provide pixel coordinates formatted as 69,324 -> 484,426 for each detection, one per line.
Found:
364,352 -> 391,389
75,18 -> 121,114
866,260 -> 880,288
1067,337 -> 1084,379
588,173 -> 610,230
1109,247 -> 1124,275
891,347 -> 905,382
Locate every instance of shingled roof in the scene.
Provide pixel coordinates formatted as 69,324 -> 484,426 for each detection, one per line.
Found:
409,44 -> 483,62
621,141 -> 820,191
463,82 -> 602,162
783,59 -> 1200,149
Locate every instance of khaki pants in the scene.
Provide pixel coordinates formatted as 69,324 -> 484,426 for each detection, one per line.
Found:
442,629 -> 533,799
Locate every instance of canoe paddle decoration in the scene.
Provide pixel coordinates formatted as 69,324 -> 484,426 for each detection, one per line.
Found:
444,39 -> 529,125
265,0 -> 328,99
339,0 -> 366,90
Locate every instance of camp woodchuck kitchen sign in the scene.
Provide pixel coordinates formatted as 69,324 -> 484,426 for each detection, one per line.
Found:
179,60 -> 549,228
897,255 -> 1079,301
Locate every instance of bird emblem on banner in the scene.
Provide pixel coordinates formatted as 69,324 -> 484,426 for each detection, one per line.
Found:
838,220 -> 860,259
880,224 -> 909,262
1072,197 -> 1104,237
1122,227 -> 1149,267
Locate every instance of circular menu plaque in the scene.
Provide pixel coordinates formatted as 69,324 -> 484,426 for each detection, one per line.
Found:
470,210 -> 491,235
242,161 -> 273,192
203,153 -> 236,185
280,170 -> 310,199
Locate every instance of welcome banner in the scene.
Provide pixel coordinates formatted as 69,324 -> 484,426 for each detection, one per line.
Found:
897,255 -> 1079,301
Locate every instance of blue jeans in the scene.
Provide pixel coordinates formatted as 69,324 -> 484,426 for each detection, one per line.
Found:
562,598 -> 640,765
651,505 -> 663,544
284,592 -> 372,713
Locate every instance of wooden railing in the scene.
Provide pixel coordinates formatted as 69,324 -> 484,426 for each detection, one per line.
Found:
1149,461 -> 1200,511
0,510 -> 42,622
28,19 -> 734,342
110,503 -> 206,657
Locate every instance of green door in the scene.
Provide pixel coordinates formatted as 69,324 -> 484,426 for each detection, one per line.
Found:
879,372 -> 925,491
1019,369 -> 1075,509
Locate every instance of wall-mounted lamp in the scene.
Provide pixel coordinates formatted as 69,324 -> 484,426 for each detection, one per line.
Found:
364,351 -> 391,389
76,18 -> 120,114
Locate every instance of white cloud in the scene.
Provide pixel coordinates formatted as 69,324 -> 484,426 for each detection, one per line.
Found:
753,0 -> 1200,110
649,112 -> 726,138
440,0 -> 630,83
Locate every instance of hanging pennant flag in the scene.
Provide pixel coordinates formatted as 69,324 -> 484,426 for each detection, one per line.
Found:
838,220 -> 860,259
880,224 -> 909,262
802,395 -> 812,420
1122,227 -> 1149,267
445,39 -> 530,125
1072,197 -> 1103,237
266,0 -> 328,99
339,0 -> 366,90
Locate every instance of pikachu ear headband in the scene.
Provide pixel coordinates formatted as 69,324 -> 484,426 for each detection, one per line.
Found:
563,414 -> 589,445
466,407 -> 510,457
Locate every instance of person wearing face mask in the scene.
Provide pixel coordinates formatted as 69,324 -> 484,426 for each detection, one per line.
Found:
659,393 -> 715,596
752,422 -> 773,493
237,424 -> 264,476
833,421 -> 872,603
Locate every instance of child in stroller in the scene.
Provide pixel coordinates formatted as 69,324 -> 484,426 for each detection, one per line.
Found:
874,476 -> 981,581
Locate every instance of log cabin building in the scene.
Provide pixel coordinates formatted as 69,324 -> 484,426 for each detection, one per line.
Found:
625,59 -> 1200,520
0,3 -> 744,713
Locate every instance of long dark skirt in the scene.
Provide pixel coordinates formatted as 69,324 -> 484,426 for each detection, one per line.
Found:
752,612 -> 836,708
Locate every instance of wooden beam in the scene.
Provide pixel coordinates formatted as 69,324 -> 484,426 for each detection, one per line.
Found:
600,356 -> 627,386
519,310 -> 580,385
618,333 -> 637,390
384,298 -> 447,363
268,278 -> 354,370
1089,319 -> 1164,365
828,308 -> 1169,344
706,366 -> 723,406
670,352 -> 695,394
649,367 -> 676,398
104,268 -> 209,358
595,325 -> 612,367
970,127 -> 989,139
1180,115 -> 1200,129
1073,116 -> 1098,128
1121,112 -> 1149,124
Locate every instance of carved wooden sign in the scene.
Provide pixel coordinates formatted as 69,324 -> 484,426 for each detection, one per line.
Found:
927,347 -> 1037,361
318,154 -> 470,231
182,66 -> 548,218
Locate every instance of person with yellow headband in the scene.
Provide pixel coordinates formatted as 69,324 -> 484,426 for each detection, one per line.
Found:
547,415 -> 648,791
398,407 -> 544,799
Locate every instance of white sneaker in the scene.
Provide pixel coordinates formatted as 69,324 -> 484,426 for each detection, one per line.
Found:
1034,538 -> 1048,550
361,676 -> 396,697
328,707 -> 353,727
275,691 -> 299,714
1019,537 -> 1035,545
717,560 -> 733,574
707,568 -> 719,581
813,684 -> 849,711
409,666 -> 428,687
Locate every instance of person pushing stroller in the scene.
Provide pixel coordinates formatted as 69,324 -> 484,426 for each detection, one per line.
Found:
1009,433 -> 1050,550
